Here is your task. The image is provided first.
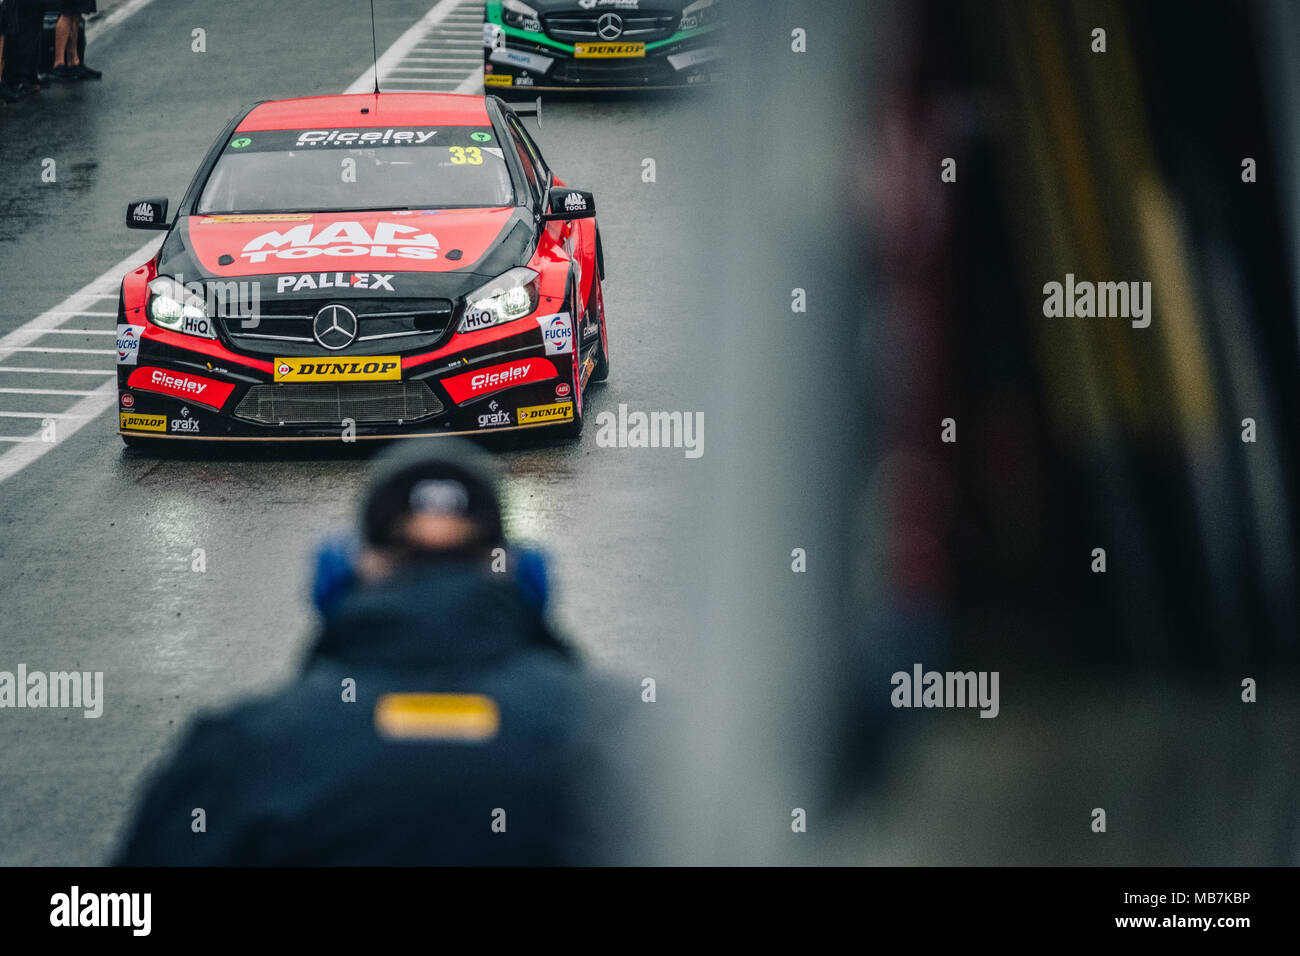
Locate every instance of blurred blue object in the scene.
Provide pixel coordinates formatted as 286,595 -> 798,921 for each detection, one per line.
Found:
515,547 -> 550,614
311,537 -> 548,617
311,534 -> 360,618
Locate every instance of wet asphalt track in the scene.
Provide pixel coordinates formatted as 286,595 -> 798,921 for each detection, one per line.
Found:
0,0 -> 718,864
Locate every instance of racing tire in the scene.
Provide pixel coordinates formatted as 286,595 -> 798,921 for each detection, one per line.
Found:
120,435 -> 163,451
556,278 -> 585,439
589,270 -> 610,384
556,383 -> 584,439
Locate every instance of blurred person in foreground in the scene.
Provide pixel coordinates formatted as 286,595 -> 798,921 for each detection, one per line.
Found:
118,438 -> 629,865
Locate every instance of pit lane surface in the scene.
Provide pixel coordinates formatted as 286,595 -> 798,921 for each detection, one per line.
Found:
0,0 -> 716,864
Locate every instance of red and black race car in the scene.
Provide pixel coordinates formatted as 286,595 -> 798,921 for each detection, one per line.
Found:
116,92 -> 609,445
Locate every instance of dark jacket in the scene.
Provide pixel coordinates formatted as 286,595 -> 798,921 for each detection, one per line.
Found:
117,561 -> 624,865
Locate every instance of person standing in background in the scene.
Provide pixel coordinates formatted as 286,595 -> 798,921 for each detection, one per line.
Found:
0,0 -> 42,97
49,0 -> 99,81
0,0 -> 12,103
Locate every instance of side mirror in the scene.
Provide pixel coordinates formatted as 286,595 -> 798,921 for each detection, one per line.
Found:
126,198 -> 169,230
540,187 -> 595,222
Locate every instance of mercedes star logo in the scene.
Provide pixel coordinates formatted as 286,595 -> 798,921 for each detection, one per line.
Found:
313,304 -> 358,350
596,12 -> 624,40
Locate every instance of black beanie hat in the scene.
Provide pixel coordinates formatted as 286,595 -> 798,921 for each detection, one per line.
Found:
361,438 -> 504,549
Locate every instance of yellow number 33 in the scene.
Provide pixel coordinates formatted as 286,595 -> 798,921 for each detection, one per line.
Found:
449,146 -> 483,165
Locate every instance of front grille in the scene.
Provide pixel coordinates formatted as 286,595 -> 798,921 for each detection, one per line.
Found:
550,57 -> 675,85
233,382 -> 444,426
218,297 -> 455,358
543,10 -> 680,43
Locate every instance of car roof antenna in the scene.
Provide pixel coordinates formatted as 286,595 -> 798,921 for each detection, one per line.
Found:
369,0 -> 381,95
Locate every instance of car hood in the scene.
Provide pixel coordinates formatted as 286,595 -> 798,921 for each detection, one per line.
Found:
155,207 -> 535,302
531,0 -> 692,13
166,207 -> 528,279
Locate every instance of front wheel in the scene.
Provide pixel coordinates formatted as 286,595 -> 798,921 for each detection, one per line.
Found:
555,367 -> 584,439
554,278 -> 585,439
121,434 -> 163,452
589,269 -> 610,383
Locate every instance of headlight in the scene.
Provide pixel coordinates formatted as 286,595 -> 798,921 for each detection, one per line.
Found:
146,276 -> 216,339
502,0 -> 541,32
459,267 -> 540,332
681,0 -> 720,29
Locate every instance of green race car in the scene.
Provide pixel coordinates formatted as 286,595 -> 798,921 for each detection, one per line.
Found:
483,0 -> 724,93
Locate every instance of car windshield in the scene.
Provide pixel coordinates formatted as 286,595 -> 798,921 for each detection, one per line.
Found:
196,125 -> 514,214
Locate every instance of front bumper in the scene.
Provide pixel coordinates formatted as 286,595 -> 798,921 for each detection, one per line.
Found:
483,21 -> 724,91
116,313 -> 592,441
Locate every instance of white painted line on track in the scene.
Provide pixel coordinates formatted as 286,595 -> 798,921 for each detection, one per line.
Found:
0,380 -> 116,483
0,411 -> 95,419
390,68 -> 476,75
0,235 -> 159,481
85,0 -> 163,42
3,348 -> 117,355
0,367 -> 116,375
0,240 -> 161,364
345,0 -> 482,94
453,69 -> 485,94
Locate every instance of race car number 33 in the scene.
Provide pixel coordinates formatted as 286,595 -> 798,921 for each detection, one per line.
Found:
274,357 -> 401,382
